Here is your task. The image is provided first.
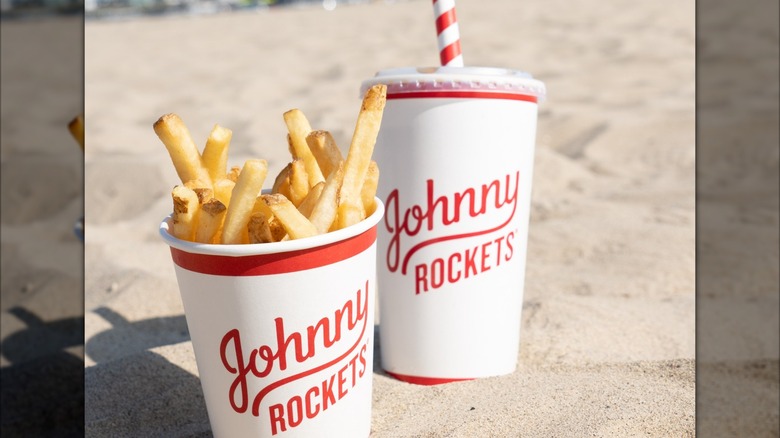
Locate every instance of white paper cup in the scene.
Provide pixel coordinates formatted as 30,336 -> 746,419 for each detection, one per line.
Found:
362,67 -> 545,384
159,200 -> 383,437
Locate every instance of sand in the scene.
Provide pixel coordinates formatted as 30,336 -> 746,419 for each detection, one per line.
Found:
69,0 -> 771,436
696,0 -> 780,435
1,15 -> 85,435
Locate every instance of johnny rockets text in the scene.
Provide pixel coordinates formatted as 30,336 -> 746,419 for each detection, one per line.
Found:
384,171 -> 520,294
414,227 -> 516,294
219,282 -> 370,435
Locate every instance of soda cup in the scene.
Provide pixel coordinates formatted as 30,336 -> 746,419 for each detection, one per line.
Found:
361,66 -> 545,384
159,200 -> 383,437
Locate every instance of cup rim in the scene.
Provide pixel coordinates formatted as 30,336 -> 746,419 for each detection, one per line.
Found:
159,197 -> 384,257
360,66 -> 546,101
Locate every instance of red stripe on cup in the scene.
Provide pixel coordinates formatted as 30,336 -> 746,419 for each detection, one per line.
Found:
387,91 -> 538,103
385,370 -> 474,385
170,227 -> 377,276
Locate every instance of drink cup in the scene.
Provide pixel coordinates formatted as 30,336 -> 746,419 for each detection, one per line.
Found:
361,66 -> 545,384
159,199 -> 384,437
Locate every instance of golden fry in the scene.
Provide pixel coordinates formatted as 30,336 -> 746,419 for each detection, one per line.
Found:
360,160 -> 380,217
248,211 -> 274,244
261,194 -> 318,240
271,163 -> 291,198
306,130 -> 344,178
226,165 -> 241,183
288,159 -> 309,206
267,216 -> 288,242
68,115 -> 84,150
202,124 -> 232,182
154,114 -> 212,187
309,163 -> 344,234
337,204 -> 364,231
272,163 -> 291,191
221,159 -> 268,244
183,181 -> 213,205
247,196 -> 274,243
213,178 -> 236,207
194,198 -> 226,244
193,188 -> 213,204
184,179 -> 211,192
286,134 -> 298,160
337,84 -> 387,229
171,185 -> 200,241
283,109 -> 325,187
297,181 -> 324,218
247,198 -> 288,243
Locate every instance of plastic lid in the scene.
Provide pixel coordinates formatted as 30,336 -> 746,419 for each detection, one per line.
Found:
361,66 -> 546,101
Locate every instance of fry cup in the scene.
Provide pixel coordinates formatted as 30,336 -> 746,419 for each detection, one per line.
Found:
362,67 -> 545,383
159,199 -> 383,437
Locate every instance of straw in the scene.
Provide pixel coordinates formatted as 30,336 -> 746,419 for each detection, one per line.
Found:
432,0 -> 464,67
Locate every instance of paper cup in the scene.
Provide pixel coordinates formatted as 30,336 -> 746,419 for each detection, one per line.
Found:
362,67 -> 545,384
159,200 -> 383,437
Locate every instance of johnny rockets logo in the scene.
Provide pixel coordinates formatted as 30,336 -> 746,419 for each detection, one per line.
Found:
219,281 -> 370,435
385,171 -> 520,294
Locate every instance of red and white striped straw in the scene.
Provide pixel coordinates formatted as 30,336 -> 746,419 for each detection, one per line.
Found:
432,0 -> 464,67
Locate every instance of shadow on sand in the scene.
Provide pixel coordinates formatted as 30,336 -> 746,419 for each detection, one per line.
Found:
85,350 -> 212,437
0,307 -> 84,437
85,307 -> 190,364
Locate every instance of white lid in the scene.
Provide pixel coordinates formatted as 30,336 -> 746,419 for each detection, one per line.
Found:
361,66 -> 546,101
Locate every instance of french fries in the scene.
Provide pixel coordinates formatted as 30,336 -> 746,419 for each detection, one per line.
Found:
272,163 -> 292,199
338,84 -> 387,229
202,124 -> 232,182
261,194 -> 318,240
213,178 -> 236,206
309,163 -> 344,234
283,109 -> 325,188
288,159 -> 309,206
221,159 -> 268,244
156,83 -> 387,244
361,160 -> 380,217
68,115 -> 84,150
171,185 -> 200,241
154,114 -> 213,187
306,130 -> 343,178
247,201 -> 275,244
194,198 -> 227,244
226,165 -> 241,183
297,182 -> 325,218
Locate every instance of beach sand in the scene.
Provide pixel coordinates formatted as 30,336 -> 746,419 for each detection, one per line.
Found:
71,0 -> 766,435
1,15 -> 85,435
697,0 -> 780,435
